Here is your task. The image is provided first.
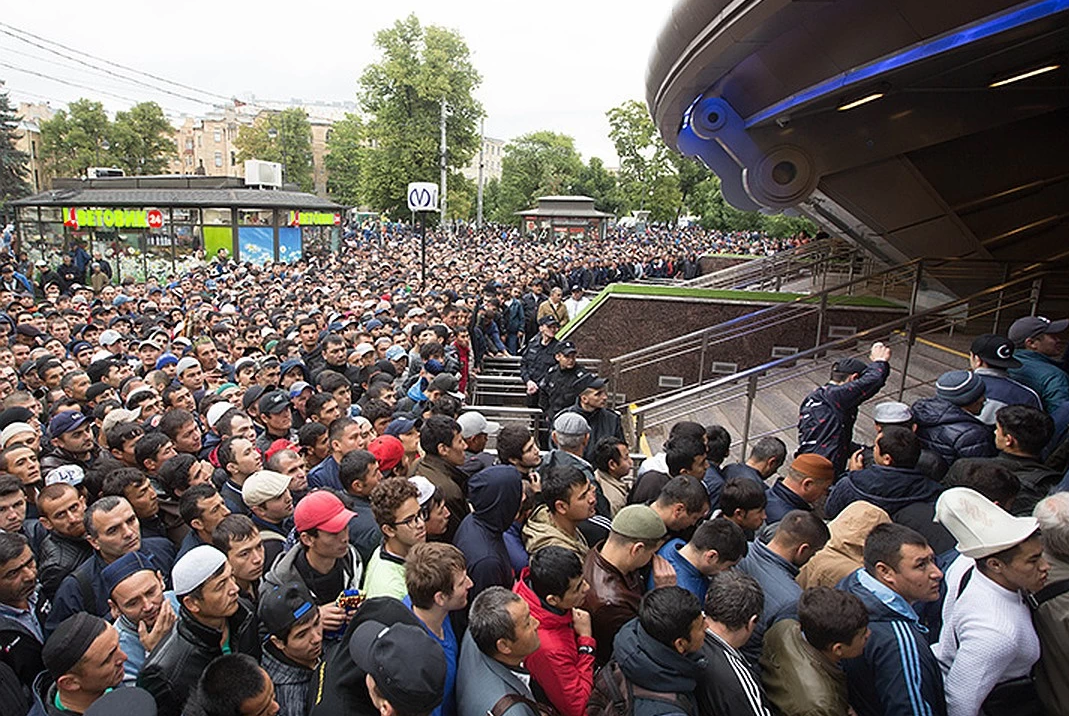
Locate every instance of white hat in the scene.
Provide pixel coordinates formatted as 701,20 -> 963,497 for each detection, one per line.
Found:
242,470 -> 291,506
0,422 -> 35,448
457,411 -> 501,439
99,330 -> 123,347
409,475 -> 436,506
172,545 -> 228,596
45,464 -> 85,487
353,342 -> 375,357
100,409 -> 140,435
176,356 -> 200,377
206,401 -> 236,430
935,487 -> 1039,559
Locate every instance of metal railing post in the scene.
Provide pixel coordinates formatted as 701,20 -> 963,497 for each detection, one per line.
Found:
610,363 -> 621,409
815,294 -> 828,350
698,333 -> 708,385
740,375 -> 758,460
992,264 -> 1011,334
632,411 -> 645,452
898,320 -> 916,401
1030,278 -> 1043,316
908,260 -> 924,316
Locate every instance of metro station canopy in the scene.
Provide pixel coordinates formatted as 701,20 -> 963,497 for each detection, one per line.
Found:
646,0 -> 1068,267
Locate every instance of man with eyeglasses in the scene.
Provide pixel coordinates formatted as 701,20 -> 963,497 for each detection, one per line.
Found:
362,477 -> 426,601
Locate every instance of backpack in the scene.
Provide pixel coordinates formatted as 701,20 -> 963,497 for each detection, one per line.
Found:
586,661 -> 694,716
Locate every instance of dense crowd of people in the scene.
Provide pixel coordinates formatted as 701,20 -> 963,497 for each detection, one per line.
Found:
0,227 -> 1063,716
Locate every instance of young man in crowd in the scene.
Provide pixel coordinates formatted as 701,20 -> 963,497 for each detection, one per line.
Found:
363,477 -> 426,600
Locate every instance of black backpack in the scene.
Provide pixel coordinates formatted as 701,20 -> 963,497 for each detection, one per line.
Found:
586,661 -> 693,716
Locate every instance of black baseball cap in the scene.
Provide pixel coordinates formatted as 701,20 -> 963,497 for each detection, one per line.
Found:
242,385 -> 266,412
258,582 -> 316,638
556,340 -> 578,355
538,315 -> 559,327
259,390 -> 291,415
970,334 -> 1021,369
833,357 -> 868,375
577,373 -> 607,392
349,620 -> 446,714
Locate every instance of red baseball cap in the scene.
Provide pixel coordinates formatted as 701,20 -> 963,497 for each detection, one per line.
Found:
368,435 -> 405,473
265,439 -> 299,462
294,491 -> 356,533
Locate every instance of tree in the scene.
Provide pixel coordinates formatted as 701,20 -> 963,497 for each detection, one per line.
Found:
0,91 -> 31,217
39,99 -> 113,178
569,157 -> 624,216
498,131 -> 584,219
235,108 -> 314,192
324,113 -> 365,206
670,153 -> 713,221
111,102 -> 175,175
606,99 -> 675,217
358,14 -> 483,216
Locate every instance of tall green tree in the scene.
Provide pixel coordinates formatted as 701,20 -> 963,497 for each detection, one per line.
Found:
324,113 -> 365,206
111,102 -> 175,175
606,99 -> 675,217
498,131 -> 584,219
569,156 -> 624,216
358,14 -> 483,216
0,91 -> 31,217
235,108 -> 314,192
39,99 -> 113,177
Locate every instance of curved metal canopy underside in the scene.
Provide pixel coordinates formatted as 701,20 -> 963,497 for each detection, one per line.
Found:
647,0 -> 1069,267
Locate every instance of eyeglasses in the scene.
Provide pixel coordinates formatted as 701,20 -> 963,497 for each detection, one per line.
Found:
390,512 -> 425,528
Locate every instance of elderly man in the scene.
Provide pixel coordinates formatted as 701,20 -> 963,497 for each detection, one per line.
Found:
1033,493 -> 1069,716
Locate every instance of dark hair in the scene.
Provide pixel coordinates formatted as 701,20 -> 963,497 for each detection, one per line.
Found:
704,571 -> 764,631
496,424 -> 532,465
214,408 -> 245,438
666,437 -> 706,476
317,370 -> 351,394
667,421 -> 705,443
945,459 -> 1021,505
863,522 -> 929,574
529,546 -> 583,601
0,473 -> 24,499
134,432 -> 172,470
876,426 -> 921,469
798,587 -> 869,651
212,514 -> 259,553
298,420 -> 328,447
184,653 -> 266,716
996,405 -> 1054,456
328,417 -> 357,445
690,518 -> 748,562
105,421 -> 144,452
720,476 -> 767,514
420,415 -> 460,455
179,484 -> 220,527
157,454 -> 197,498
979,530 -> 1042,573
469,586 -> 522,656
218,436 -> 250,472
362,399 -> 394,426
592,437 -> 627,473
640,586 -> 702,648
369,477 -> 420,527
0,531 -> 28,565
83,495 -> 126,538
338,450 -> 378,492
655,475 -> 709,514
306,393 -> 336,419
775,510 -> 831,550
705,425 -> 731,464
161,383 -> 188,408
749,437 -> 786,464
158,409 -> 196,441
541,465 -> 588,513
101,468 -> 149,499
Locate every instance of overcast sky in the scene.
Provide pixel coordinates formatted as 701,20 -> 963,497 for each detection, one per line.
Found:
1,0 -> 676,166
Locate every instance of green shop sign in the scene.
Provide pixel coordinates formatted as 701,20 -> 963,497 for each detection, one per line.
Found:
64,208 -> 164,230
288,211 -> 340,227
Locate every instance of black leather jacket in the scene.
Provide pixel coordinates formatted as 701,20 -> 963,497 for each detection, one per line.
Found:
36,532 -> 93,601
138,601 -> 260,716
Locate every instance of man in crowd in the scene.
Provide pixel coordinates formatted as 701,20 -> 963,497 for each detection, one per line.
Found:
912,370 -> 996,467
306,417 -> 365,491
338,450 -> 383,564
722,437 -> 786,487
258,582 -> 323,716
101,551 -> 177,685
0,532 -> 44,690
410,416 -> 470,542
35,483 -> 92,600
651,517 -> 747,603
968,333 -> 1042,424
363,477 -> 425,600
241,470 -> 293,568
991,405 -> 1063,516
34,613 -> 127,716
1007,315 -> 1069,414
177,485 -> 232,559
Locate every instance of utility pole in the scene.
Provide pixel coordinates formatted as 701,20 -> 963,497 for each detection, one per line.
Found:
440,99 -> 448,236
476,119 -> 485,228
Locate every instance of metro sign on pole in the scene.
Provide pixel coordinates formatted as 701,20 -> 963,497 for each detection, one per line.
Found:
407,183 -> 438,212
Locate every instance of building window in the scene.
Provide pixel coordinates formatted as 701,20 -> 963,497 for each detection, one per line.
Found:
186,139 -> 194,150
197,136 -> 202,148
214,152 -> 223,167
231,151 -> 237,166
186,156 -> 193,166
214,129 -> 222,143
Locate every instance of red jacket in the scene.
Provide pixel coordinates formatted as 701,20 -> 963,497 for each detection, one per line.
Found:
512,568 -> 596,716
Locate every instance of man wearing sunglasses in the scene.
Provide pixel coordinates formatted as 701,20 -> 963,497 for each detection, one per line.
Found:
362,477 -> 426,601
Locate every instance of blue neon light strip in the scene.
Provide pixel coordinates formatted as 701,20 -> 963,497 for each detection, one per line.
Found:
743,0 -> 1069,128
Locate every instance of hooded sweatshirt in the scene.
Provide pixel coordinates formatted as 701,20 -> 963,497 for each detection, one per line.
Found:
453,465 -> 523,603
797,501 -> 891,589
824,463 -> 943,520
522,504 -> 589,557
613,618 -> 706,716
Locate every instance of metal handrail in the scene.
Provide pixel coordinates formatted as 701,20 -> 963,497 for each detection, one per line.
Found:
627,271 -> 1048,452
687,237 -> 862,291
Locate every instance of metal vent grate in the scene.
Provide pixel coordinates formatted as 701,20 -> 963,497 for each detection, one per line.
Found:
710,362 -> 738,375
658,376 -> 684,389
827,326 -> 858,339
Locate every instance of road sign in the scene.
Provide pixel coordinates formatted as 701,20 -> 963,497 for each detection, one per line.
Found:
407,182 -> 438,212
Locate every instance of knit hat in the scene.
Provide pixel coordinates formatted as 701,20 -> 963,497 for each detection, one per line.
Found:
101,551 -> 158,596
873,401 -> 912,425
936,370 -> 985,406
935,487 -> 1039,559
0,422 -> 35,448
42,613 -> 109,679
175,356 -> 200,377
790,454 -> 835,482
206,402 -> 236,430
172,545 -> 228,596
611,504 -> 666,541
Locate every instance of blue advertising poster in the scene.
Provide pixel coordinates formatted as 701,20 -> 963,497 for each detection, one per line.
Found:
279,227 -> 302,262
238,226 -> 274,264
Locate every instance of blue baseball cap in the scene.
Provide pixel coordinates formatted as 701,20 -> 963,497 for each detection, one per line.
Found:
48,411 -> 89,438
